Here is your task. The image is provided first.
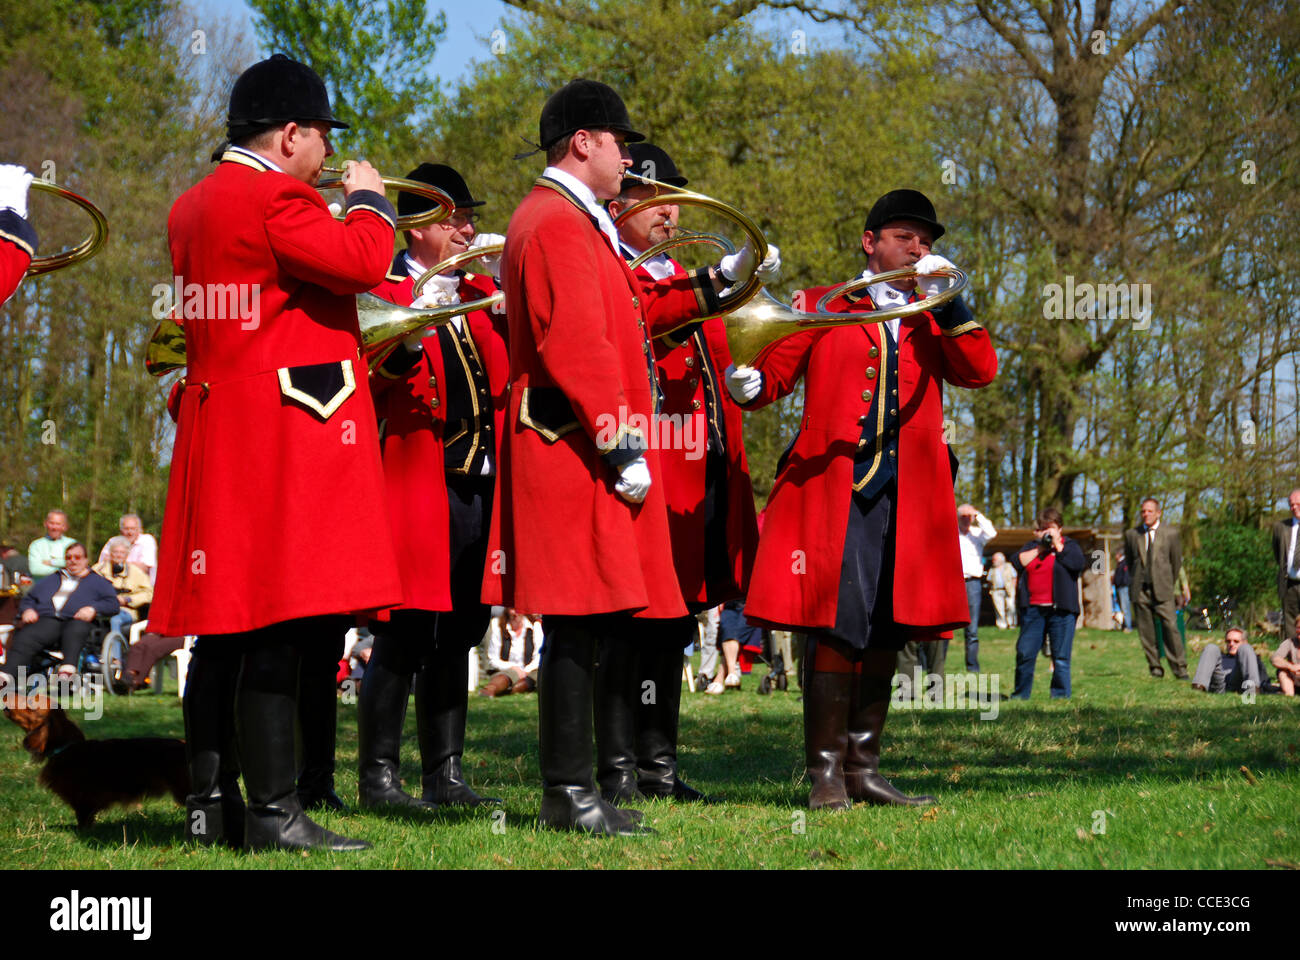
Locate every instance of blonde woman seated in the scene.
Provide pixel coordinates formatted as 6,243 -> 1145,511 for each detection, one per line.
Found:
480,609 -> 543,696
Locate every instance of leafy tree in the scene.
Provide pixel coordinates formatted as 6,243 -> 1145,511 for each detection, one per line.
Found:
246,0 -> 447,171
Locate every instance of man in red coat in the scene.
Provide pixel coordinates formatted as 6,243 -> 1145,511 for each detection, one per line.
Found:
151,55 -> 404,851
0,164 -> 36,305
482,80 -> 767,835
731,189 -> 997,810
360,162 -> 506,810
597,142 -> 761,804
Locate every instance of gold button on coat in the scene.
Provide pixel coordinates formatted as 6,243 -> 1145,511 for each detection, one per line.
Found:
862,389 -> 872,402
865,368 -> 877,379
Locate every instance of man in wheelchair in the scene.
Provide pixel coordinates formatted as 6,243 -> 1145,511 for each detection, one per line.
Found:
0,542 -> 119,687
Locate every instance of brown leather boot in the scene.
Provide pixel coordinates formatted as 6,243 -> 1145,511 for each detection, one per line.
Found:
803,670 -> 852,810
845,671 -> 935,806
479,673 -> 513,697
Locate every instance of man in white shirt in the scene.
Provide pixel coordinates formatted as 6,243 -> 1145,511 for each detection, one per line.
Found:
957,504 -> 997,671
1270,489 -> 1300,644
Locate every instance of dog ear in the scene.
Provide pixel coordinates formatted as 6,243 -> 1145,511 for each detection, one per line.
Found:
22,721 -> 50,759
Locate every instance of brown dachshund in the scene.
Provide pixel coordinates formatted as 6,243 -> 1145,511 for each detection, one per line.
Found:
4,695 -> 189,829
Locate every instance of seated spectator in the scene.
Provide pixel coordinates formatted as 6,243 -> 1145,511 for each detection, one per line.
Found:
0,543 -> 118,684
1270,615 -> 1300,696
96,513 -> 158,581
1010,508 -> 1086,699
1192,626 -> 1261,694
479,609 -> 542,696
27,509 -> 75,578
93,537 -> 153,638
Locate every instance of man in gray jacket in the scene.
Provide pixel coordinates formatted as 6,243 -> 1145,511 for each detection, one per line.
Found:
1124,497 -> 1188,679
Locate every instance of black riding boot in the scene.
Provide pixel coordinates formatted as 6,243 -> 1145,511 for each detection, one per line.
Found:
296,634 -> 345,812
845,670 -> 935,806
416,646 -> 501,806
803,669 -> 852,810
635,624 -> 709,802
595,636 -> 643,805
538,617 -> 649,835
183,639 -> 244,846
238,636 -> 369,852
357,658 -> 433,809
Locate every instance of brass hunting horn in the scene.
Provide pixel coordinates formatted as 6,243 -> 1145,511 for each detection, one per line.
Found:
622,208 -> 968,365
25,180 -> 109,276
316,165 -> 456,230
616,172 -> 769,315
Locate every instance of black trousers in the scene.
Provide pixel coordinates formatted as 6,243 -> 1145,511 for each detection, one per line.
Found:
1,617 -> 93,680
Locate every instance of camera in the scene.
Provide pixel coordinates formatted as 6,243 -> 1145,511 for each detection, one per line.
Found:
1038,534 -> 1054,549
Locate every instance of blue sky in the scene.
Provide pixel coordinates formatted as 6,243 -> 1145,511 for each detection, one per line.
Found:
193,0 -> 520,85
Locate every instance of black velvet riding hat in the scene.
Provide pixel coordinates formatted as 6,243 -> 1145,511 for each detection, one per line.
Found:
863,189 -> 945,241
539,79 -> 644,150
227,54 -> 348,141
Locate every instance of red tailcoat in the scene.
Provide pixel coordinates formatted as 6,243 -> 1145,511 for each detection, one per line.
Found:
370,261 -> 508,612
148,151 -> 404,636
482,178 -> 719,619
0,210 -> 35,304
638,259 -> 758,607
744,286 -> 997,633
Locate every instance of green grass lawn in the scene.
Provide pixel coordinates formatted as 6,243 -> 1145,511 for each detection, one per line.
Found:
3,627 -> 1297,869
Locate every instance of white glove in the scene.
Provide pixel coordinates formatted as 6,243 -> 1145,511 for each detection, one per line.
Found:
724,363 -> 763,404
913,253 -> 957,298
718,241 -> 781,284
614,456 -> 651,504
327,201 -> 343,217
411,273 -> 461,309
469,232 -> 505,279
401,330 -> 426,351
0,165 -> 33,218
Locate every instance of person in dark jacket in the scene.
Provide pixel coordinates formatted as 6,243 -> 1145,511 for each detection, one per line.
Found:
1,542 -> 118,684
1009,508 -> 1085,698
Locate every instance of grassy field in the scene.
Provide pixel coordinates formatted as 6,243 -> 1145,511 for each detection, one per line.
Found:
3,627 -> 1297,870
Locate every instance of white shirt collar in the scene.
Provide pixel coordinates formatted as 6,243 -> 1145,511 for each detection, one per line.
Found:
227,145 -> 284,173
621,241 -> 676,280
861,268 -> 907,341
542,166 -> 621,253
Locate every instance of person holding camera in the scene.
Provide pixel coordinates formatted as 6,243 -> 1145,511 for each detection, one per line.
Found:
1010,508 -> 1085,699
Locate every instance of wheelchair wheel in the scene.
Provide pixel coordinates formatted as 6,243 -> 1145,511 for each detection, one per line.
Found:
101,631 -> 130,695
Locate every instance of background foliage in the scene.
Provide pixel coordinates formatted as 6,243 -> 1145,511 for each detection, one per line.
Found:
3,0 -> 1299,608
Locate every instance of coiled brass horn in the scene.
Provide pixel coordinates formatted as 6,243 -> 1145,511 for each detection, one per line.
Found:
626,228 -> 968,365
316,165 -> 455,230
814,266 -> 967,316
25,180 -> 109,276
616,173 -> 768,314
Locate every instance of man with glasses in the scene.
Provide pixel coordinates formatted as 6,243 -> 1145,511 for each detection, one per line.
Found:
359,163 -> 507,811
2,543 -> 118,686
148,54 -> 404,851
